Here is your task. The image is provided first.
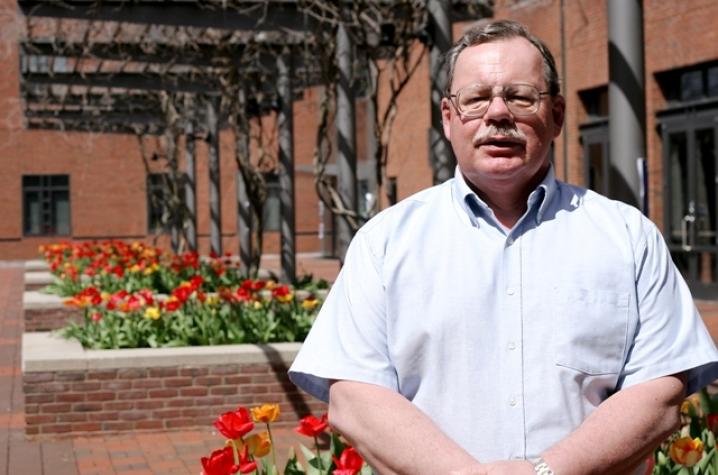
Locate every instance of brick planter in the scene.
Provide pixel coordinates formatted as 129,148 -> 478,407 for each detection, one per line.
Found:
22,333 -> 323,438
23,291 -> 81,331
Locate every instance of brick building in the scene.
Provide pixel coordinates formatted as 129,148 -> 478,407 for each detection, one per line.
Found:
1,0 -> 717,297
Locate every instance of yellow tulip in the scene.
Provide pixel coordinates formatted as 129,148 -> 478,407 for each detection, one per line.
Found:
251,404 -> 280,423
302,298 -> 319,310
143,306 -> 161,320
669,436 -> 704,467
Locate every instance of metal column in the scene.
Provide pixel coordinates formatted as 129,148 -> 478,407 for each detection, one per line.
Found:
335,19 -> 357,262
608,0 -> 646,210
428,0 -> 454,184
277,51 -> 296,283
206,95 -> 222,256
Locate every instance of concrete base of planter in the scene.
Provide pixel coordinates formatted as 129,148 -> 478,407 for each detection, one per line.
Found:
22,333 -> 322,438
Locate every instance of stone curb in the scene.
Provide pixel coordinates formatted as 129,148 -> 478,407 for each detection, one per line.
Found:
23,290 -> 66,309
22,332 -> 302,373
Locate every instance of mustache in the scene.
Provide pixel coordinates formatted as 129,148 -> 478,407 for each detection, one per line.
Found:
473,125 -> 527,146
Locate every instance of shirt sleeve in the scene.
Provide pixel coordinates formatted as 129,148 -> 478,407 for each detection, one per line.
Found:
288,229 -> 397,402
619,218 -> 718,394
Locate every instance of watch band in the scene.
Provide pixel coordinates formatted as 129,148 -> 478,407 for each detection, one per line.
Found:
530,457 -> 555,475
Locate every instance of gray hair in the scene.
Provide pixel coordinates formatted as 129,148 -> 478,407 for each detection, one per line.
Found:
444,20 -> 561,97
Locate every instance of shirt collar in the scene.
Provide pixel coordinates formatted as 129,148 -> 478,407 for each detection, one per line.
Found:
453,164 -> 558,228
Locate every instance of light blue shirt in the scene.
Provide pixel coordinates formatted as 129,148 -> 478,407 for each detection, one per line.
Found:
289,166 -> 718,462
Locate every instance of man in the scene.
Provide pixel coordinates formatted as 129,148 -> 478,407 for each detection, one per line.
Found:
289,20 -> 718,474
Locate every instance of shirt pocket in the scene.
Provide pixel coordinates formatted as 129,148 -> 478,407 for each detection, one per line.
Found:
552,287 -> 631,375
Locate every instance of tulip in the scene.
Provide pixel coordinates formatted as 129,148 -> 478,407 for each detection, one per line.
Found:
244,431 -> 272,458
237,444 -> 258,474
295,413 -> 329,471
708,414 -> 718,433
201,446 -> 239,475
332,447 -> 364,475
295,414 -> 329,438
272,286 -> 294,303
214,407 -> 255,440
302,298 -> 319,310
143,307 -> 161,321
251,404 -> 280,424
669,436 -> 704,467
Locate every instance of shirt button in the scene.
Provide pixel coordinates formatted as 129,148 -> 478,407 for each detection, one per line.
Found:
507,342 -> 516,351
509,397 -> 518,407
506,287 -> 515,295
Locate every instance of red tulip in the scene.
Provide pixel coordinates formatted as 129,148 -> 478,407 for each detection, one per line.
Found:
237,444 -> 258,474
201,446 -> 239,475
332,447 -> 364,475
214,407 -> 255,439
294,413 -> 329,438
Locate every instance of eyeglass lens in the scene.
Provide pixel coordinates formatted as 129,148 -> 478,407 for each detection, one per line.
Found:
455,84 -> 541,117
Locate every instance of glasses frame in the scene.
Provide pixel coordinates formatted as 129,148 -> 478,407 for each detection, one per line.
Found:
448,82 -> 551,119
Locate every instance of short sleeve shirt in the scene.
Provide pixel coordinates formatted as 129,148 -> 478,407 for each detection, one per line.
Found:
289,166 -> 718,462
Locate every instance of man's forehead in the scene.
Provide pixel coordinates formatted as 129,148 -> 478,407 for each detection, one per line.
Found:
453,37 -> 544,81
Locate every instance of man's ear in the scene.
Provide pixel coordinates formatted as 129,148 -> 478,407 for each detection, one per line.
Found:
441,97 -> 453,141
551,94 -> 566,138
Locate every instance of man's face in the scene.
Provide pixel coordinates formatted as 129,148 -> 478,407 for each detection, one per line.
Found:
441,37 -> 565,193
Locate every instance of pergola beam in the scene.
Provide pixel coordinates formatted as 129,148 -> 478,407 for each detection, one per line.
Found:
24,71 -> 221,94
26,118 -> 165,135
19,1 -> 318,33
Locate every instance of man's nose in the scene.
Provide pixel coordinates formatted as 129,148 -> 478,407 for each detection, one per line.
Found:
482,95 -> 513,123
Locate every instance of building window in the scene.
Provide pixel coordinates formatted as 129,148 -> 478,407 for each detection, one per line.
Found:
657,61 -> 718,104
263,174 -> 281,232
579,86 -> 610,196
22,175 -> 70,236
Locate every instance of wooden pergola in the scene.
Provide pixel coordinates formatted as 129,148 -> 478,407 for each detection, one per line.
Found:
17,0 -> 492,281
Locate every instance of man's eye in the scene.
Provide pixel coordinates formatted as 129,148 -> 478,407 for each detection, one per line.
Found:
507,94 -> 533,106
463,95 -> 489,105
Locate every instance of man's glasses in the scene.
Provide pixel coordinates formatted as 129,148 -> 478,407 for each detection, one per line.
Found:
448,83 -> 550,119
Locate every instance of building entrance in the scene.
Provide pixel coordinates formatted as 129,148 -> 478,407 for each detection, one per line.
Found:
661,109 -> 718,299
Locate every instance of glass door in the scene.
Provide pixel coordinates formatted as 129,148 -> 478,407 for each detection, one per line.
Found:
662,114 -> 718,299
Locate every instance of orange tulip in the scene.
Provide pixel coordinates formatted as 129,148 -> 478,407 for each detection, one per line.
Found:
669,436 -> 704,467
251,404 -> 280,423
245,431 -> 272,458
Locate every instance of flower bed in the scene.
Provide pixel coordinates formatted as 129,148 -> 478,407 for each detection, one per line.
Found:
36,241 -> 327,349
201,405 -> 370,475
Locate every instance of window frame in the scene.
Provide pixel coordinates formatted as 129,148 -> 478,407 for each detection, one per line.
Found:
22,174 -> 71,237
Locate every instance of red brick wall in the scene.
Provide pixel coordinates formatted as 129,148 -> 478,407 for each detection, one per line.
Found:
24,306 -> 80,332
4,0 -> 718,258
23,363 -> 326,438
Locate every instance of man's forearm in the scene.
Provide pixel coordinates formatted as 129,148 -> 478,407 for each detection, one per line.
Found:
328,380 -> 483,475
541,374 -> 686,475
